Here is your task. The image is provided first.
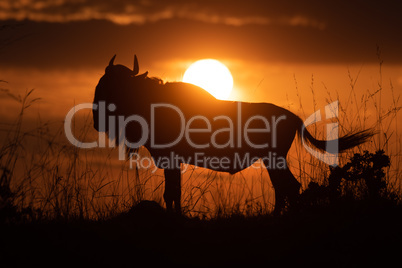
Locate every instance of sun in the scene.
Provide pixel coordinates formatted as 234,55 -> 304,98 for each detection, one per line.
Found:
183,59 -> 233,100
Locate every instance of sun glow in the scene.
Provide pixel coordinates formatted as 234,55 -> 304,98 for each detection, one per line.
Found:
183,59 -> 233,100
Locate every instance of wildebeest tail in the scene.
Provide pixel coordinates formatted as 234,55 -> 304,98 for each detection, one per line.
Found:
295,116 -> 375,153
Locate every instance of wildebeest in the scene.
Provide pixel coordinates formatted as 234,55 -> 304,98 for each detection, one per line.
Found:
92,55 -> 373,214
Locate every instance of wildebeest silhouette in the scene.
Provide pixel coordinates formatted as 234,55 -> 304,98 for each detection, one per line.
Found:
93,55 -> 374,214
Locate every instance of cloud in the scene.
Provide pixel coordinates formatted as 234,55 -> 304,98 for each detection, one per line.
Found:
0,0 -> 326,29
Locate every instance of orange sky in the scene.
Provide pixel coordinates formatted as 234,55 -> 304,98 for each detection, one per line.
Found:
1,61 -> 400,121
1,0 -> 401,116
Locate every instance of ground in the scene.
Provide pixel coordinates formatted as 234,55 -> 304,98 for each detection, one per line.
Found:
1,200 -> 402,267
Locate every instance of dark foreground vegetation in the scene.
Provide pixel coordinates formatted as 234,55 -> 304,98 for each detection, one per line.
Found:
1,150 -> 402,267
1,199 -> 402,267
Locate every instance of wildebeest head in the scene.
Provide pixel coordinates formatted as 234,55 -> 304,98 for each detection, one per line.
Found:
92,54 -> 149,135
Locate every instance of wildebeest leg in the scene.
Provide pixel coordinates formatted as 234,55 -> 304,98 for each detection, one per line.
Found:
163,169 -> 182,214
266,157 -> 301,215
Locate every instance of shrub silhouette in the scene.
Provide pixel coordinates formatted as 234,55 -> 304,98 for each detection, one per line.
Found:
300,150 -> 391,208
340,150 -> 390,199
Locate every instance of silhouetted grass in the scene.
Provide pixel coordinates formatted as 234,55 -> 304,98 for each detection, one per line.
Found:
1,199 -> 401,267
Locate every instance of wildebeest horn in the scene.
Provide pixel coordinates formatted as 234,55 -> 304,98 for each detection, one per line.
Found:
109,55 -> 116,66
133,55 -> 139,75
137,71 -> 148,79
